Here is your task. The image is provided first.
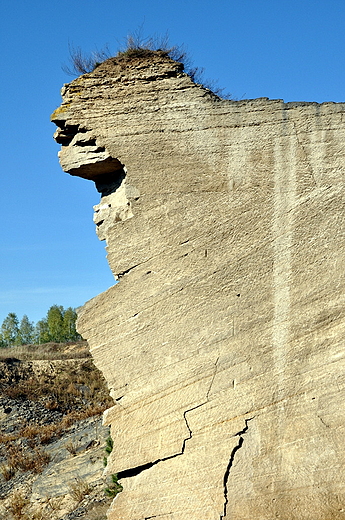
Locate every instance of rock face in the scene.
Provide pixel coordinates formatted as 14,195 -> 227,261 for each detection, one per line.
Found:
52,52 -> 345,520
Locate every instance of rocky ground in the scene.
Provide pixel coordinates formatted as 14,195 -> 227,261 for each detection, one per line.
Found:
0,341 -> 116,519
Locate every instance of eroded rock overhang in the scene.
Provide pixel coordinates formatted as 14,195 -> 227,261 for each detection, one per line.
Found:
52,119 -> 124,192
51,102 -> 140,241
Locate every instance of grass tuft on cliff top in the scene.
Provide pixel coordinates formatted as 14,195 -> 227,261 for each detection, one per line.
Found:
63,32 -> 231,98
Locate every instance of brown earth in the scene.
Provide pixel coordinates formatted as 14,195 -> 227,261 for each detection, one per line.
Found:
0,341 -> 116,520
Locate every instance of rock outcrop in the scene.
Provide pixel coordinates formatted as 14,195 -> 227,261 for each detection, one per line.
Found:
0,343 -> 114,519
52,52 -> 345,520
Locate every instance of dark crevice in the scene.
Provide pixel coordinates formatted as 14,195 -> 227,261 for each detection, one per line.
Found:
95,168 -> 126,196
118,461 -> 155,479
144,511 -> 173,520
234,416 -> 254,438
220,437 -> 243,520
220,417 -> 254,520
117,402 -> 206,481
114,366 -> 221,511
74,138 -> 99,147
116,263 -> 140,279
52,119 -> 66,130
53,123 -> 86,145
317,415 -> 330,428
53,117 -> 127,195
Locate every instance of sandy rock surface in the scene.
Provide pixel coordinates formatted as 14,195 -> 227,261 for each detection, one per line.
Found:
52,52 -> 345,520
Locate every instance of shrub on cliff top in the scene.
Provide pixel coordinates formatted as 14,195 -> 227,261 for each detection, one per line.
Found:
116,32 -> 186,61
63,32 -> 231,98
63,33 -> 184,76
62,43 -> 112,75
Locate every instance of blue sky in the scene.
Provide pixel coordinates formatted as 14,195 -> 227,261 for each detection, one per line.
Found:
1,0 -> 344,325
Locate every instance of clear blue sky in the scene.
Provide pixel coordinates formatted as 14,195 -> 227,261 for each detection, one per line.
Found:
1,0 -> 344,326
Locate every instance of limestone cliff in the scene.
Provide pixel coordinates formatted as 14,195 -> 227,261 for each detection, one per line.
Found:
52,51 -> 345,520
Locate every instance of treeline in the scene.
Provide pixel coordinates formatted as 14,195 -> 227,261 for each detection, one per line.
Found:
0,305 -> 82,347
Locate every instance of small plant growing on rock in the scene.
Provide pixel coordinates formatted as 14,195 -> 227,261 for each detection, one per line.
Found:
63,44 -> 111,75
61,31 -> 231,98
105,473 -> 123,498
105,435 -> 113,454
103,434 -> 113,467
46,496 -> 64,512
65,439 -> 79,455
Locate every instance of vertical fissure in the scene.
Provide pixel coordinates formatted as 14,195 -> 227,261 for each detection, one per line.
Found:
220,417 -> 254,520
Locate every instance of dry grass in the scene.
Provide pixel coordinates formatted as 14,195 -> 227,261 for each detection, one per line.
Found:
0,432 -> 17,443
7,491 -> 29,519
1,359 -> 112,413
63,31 -> 187,76
0,463 -> 15,481
3,495 -> 64,520
0,341 -> 90,361
22,405 -> 104,446
19,405 -> 108,446
1,406 -> 106,479
65,439 -> 79,455
20,423 -> 41,439
69,477 -> 93,503
7,446 -> 51,474
25,509 -> 46,520
46,496 -> 64,512
0,340 -> 113,491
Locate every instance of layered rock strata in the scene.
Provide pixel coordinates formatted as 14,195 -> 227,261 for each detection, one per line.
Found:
52,52 -> 345,520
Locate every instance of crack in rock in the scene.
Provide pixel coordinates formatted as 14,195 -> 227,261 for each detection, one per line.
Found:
116,263 -> 141,279
144,515 -> 173,519
117,359 -> 220,480
114,362 -> 221,520
220,417 -> 255,520
117,402 -> 206,481
206,356 -> 219,400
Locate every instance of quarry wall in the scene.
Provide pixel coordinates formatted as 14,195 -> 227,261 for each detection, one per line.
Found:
52,52 -> 345,520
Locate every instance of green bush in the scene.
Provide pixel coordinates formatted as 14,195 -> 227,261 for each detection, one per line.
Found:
105,474 -> 123,498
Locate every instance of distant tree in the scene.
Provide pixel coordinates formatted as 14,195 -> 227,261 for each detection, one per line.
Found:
35,318 -> 50,345
0,305 -> 81,346
46,305 -> 64,343
17,314 -> 35,345
1,313 -> 19,347
0,333 -> 6,348
62,307 -> 81,341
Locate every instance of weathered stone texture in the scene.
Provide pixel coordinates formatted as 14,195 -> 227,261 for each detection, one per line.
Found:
52,52 -> 345,519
